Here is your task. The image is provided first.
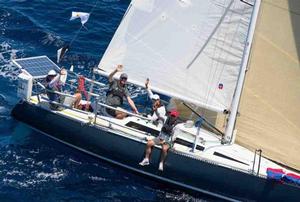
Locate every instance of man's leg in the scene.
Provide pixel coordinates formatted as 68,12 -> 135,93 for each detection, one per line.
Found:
139,139 -> 155,166
145,140 -> 155,159
115,111 -> 127,119
73,93 -> 82,109
158,143 -> 170,171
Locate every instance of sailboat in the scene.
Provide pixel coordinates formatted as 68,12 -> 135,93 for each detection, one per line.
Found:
11,0 -> 300,201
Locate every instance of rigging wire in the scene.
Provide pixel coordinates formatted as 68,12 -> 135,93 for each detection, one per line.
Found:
201,0 -> 248,122
61,0 -> 101,104
84,0 -> 101,105
60,0 -> 100,61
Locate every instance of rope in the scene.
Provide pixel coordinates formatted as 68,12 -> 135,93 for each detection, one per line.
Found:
68,26 -> 83,48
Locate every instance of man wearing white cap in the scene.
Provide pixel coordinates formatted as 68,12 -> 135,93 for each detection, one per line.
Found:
145,78 -> 166,127
45,69 -> 66,105
46,68 -> 81,110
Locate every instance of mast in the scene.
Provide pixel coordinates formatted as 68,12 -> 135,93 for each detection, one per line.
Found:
224,0 -> 261,143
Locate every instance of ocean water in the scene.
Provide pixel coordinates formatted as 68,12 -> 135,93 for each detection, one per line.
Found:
0,1 -> 222,201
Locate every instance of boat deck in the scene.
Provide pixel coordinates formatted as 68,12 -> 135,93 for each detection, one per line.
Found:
29,95 -> 293,178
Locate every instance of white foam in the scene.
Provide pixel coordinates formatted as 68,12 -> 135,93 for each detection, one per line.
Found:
6,170 -> 25,176
29,149 -> 40,154
0,42 -> 21,80
89,176 -> 108,182
69,158 -> 82,164
3,177 -> 38,188
0,106 -> 7,113
36,170 -> 66,181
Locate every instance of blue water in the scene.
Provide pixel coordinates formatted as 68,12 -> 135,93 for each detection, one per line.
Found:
0,1 -> 222,201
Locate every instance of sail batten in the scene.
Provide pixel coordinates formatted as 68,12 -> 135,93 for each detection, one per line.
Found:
98,0 -> 255,112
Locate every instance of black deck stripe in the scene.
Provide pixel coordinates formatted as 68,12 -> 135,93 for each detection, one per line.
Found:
213,152 -> 249,166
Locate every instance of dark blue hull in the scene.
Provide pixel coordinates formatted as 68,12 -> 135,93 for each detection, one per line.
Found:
11,101 -> 300,201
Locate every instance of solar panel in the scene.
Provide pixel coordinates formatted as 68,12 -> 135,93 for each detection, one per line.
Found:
13,56 -> 61,79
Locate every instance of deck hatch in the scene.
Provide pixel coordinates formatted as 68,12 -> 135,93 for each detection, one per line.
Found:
125,121 -> 160,136
174,138 -> 205,151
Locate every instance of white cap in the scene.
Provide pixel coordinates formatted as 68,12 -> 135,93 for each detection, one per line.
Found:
47,69 -> 57,76
152,94 -> 160,100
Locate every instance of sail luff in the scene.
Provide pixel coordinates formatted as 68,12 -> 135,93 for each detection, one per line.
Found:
224,0 -> 261,143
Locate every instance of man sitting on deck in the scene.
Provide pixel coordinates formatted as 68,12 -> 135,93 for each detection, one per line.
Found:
139,110 -> 179,171
105,64 -> 138,119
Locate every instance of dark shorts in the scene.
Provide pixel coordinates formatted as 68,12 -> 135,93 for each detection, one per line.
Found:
106,108 -> 116,117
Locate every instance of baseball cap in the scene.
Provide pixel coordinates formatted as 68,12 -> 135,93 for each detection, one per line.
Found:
48,69 -> 57,76
120,73 -> 128,79
152,94 -> 160,100
169,110 -> 179,118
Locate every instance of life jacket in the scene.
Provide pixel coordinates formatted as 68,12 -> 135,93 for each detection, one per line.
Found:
77,76 -> 88,100
161,116 -> 177,135
106,81 -> 127,106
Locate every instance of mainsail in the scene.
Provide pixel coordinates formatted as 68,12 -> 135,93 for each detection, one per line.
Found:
97,0 -> 255,113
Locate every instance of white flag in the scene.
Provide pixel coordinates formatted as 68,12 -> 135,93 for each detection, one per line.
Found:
70,12 -> 90,25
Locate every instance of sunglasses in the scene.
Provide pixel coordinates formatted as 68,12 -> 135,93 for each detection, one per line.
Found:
120,77 -> 127,81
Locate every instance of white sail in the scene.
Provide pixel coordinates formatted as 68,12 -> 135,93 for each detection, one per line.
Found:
97,0 -> 255,112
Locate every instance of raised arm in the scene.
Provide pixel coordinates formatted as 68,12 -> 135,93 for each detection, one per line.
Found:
145,78 -> 154,99
108,64 -> 123,83
48,74 -> 60,88
49,68 -> 66,88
